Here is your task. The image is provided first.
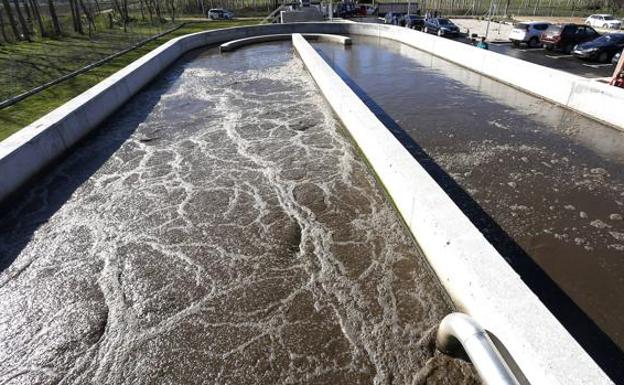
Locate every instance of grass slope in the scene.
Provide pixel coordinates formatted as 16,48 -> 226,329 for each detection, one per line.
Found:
0,19 -> 260,141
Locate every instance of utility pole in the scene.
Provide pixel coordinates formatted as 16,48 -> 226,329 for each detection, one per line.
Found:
484,0 -> 494,40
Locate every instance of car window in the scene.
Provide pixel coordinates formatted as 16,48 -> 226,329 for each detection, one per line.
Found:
604,15 -> 615,20
535,24 -> 549,30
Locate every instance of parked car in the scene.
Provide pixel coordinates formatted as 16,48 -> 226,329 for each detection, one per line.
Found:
208,8 -> 234,20
384,12 -> 403,25
400,14 -> 425,30
424,18 -> 460,37
335,2 -> 358,18
358,4 -> 376,16
573,33 -> 624,62
613,50 -> 622,65
585,14 -> 622,30
541,24 -> 600,53
509,21 -> 550,48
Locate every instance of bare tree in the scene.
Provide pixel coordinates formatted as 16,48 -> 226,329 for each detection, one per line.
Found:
79,0 -> 95,37
47,0 -> 61,35
1,0 -> 20,39
0,8 -> 9,42
167,0 -> 175,21
29,0 -> 46,37
12,0 -> 32,40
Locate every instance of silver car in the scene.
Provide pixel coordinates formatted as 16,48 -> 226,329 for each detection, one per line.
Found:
208,8 -> 234,20
509,21 -> 550,48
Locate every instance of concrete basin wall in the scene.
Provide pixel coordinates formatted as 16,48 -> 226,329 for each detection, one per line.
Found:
219,33 -> 351,52
0,22 -> 617,385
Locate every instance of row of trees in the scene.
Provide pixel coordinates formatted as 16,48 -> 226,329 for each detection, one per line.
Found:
0,0 -> 274,44
0,0 -> 121,42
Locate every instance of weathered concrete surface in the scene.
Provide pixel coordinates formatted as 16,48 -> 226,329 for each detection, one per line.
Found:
292,33 -> 612,385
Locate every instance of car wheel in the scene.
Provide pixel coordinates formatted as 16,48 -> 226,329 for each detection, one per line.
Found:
528,37 -> 539,48
564,44 -> 573,54
598,51 -> 609,62
437,29 -> 443,36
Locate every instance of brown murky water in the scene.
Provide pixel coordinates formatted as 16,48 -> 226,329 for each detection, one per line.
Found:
0,43 -> 478,384
315,36 -> 624,378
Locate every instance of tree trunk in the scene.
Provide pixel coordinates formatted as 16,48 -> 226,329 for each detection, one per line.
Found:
68,0 -> 78,31
12,0 -> 31,40
29,0 -> 46,36
47,0 -> 61,35
22,0 -> 32,26
2,0 -> 20,39
79,0 -> 95,36
75,0 -> 83,33
121,0 -> 128,31
168,0 -> 175,21
0,8 -> 9,42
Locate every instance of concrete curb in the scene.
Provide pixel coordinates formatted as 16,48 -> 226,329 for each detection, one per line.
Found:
219,33 -> 351,52
292,32 -> 612,385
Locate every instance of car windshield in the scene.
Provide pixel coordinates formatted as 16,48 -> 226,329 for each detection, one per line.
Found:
546,25 -> 563,33
513,23 -> 529,30
438,19 -> 451,25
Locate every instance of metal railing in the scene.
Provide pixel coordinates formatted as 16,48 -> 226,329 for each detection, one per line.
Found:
437,312 -> 521,385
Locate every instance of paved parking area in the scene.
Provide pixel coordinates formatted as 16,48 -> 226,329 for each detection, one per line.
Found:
488,42 -> 615,78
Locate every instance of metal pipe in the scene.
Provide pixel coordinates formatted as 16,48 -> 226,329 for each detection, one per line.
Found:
437,312 -> 520,385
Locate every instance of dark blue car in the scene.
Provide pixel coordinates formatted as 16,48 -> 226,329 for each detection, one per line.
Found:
573,33 -> 624,62
424,18 -> 460,37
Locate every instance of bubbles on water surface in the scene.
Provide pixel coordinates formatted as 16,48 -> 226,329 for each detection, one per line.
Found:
0,44 -> 478,385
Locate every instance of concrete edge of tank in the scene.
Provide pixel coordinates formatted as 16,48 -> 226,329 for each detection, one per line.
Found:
0,21 -> 617,385
291,32 -> 613,385
219,33 -> 351,52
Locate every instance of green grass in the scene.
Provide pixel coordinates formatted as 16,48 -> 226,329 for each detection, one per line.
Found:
0,19 -> 260,141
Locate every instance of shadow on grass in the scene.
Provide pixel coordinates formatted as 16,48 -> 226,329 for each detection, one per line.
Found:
317,49 -> 624,384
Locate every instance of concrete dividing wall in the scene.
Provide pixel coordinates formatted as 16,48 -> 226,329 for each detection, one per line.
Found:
219,33 -> 350,52
0,21 -> 619,384
291,33 -> 612,385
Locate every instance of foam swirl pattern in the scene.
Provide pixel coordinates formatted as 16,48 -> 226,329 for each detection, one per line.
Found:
0,43 -> 478,384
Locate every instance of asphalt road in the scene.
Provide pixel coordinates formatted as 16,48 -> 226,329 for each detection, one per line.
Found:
488,41 -> 615,78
